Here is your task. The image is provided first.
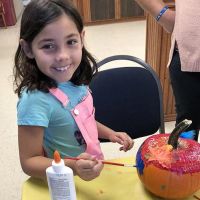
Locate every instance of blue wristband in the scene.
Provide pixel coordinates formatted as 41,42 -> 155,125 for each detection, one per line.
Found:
156,5 -> 169,21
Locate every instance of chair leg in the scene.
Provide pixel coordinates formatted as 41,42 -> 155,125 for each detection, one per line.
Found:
1,13 -> 7,28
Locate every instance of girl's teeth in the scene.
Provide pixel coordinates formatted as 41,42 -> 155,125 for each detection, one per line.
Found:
55,66 -> 69,71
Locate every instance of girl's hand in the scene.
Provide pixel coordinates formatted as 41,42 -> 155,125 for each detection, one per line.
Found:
74,153 -> 104,181
109,132 -> 134,152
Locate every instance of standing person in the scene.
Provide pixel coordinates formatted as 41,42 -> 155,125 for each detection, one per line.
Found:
13,0 -> 134,181
135,0 -> 200,141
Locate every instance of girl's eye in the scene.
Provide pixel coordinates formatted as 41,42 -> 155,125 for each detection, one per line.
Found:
42,43 -> 55,50
67,39 -> 78,45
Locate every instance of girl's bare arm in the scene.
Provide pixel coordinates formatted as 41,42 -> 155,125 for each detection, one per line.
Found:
18,126 -> 52,179
18,126 -> 102,180
96,121 -> 134,151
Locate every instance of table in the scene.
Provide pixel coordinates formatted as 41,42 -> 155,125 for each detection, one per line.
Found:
22,156 -> 200,200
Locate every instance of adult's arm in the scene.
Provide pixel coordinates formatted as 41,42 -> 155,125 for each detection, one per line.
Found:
135,0 -> 175,33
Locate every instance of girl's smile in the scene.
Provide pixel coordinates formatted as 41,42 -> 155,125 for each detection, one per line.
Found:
54,65 -> 70,72
52,63 -> 72,73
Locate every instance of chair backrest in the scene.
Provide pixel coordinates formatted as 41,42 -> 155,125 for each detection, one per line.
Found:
89,55 -> 165,140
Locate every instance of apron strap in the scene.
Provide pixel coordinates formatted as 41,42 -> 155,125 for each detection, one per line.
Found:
49,87 -> 104,159
49,88 -> 69,107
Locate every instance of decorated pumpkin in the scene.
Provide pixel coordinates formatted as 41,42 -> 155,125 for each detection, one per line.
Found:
136,119 -> 200,199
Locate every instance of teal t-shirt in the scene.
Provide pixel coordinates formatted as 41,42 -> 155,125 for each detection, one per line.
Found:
17,81 -> 87,158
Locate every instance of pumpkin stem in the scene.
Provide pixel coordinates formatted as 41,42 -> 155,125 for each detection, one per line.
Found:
168,119 -> 192,149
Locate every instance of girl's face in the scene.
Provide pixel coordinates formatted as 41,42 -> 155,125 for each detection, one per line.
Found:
21,14 -> 84,83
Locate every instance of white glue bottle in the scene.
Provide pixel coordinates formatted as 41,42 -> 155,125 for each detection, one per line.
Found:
46,150 -> 77,200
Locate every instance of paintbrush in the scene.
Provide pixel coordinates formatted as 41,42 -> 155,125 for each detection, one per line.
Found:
194,195 -> 200,200
65,157 -> 137,168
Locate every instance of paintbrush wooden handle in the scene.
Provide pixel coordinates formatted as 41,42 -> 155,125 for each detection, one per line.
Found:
64,157 -> 136,167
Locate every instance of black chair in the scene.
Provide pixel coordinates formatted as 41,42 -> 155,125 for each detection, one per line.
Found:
90,55 -> 165,141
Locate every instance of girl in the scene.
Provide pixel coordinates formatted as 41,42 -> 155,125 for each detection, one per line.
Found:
14,0 -> 134,181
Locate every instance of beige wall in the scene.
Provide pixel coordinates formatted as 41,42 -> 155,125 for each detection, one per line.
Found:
13,0 -> 24,19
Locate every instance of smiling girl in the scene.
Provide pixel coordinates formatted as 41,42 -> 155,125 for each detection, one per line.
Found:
13,0 -> 134,181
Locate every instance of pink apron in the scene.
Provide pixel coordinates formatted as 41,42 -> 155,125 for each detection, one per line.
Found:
49,87 -> 104,160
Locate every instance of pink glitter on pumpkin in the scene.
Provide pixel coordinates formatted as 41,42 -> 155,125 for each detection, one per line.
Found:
141,134 -> 200,174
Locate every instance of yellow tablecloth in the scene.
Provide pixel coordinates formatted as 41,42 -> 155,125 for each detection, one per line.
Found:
22,157 -> 200,200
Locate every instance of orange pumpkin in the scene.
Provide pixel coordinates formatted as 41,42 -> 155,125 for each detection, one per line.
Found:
136,120 -> 200,199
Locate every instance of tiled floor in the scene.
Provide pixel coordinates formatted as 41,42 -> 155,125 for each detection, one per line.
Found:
0,16 -> 177,200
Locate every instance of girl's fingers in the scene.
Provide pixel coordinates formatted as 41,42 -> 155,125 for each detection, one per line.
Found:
119,137 -> 134,151
79,160 -> 103,180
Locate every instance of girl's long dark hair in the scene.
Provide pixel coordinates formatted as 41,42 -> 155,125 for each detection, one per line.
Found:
14,0 -> 98,97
